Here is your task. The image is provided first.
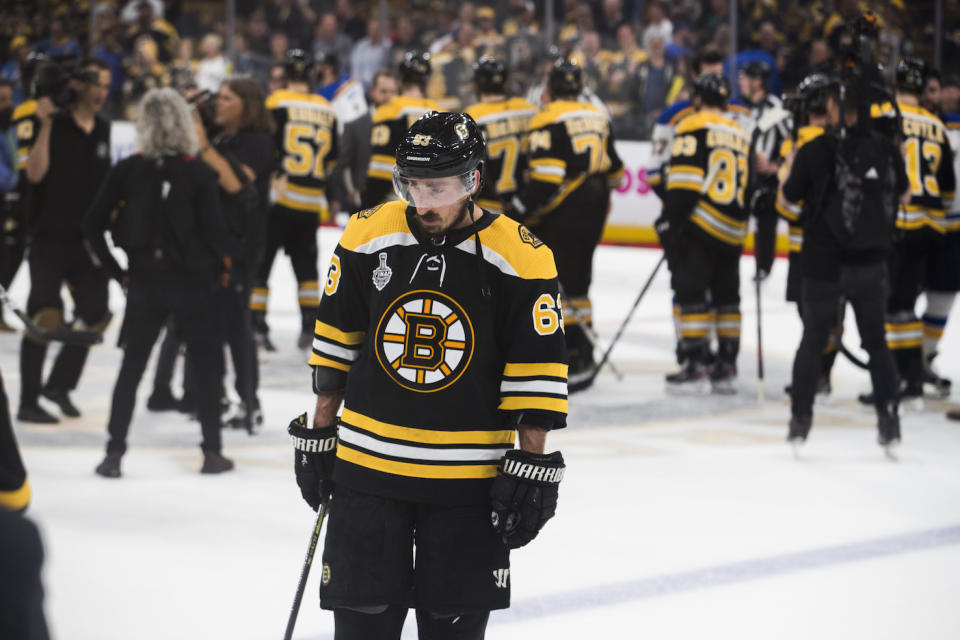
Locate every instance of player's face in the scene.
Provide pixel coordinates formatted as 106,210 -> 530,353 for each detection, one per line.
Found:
405,177 -> 473,237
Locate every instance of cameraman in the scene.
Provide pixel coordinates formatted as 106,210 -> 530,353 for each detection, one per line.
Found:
84,88 -> 237,477
780,81 -> 909,454
18,58 -> 112,424
193,76 -> 275,430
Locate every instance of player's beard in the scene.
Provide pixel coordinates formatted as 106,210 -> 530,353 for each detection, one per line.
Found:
410,198 -> 472,243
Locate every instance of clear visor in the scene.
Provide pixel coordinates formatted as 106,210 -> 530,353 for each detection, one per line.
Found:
393,168 -> 480,208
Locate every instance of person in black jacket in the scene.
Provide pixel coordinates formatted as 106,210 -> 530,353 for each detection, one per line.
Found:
193,75 -> 275,432
84,88 -> 237,477
780,81 -> 909,457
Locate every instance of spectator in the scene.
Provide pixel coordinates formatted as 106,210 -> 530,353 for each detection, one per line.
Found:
168,37 -> 198,92
269,31 -> 289,65
231,33 -> 273,85
474,6 -> 504,54
93,26 -> 127,116
350,19 -> 390,90
641,1 -> 672,50
263,0 -> 315,49
267,63 -> 285,94
124,0 -> 179,64
34,18 -> 83,59
123,36 -> 170,119
599,0 -> 626,49
1,37 -> 28,106
313,12 -> 353,75
245,9 -> 272,55
0,80 -> 15,196
666,21 -> 694,64
195,33 -> 231,93
388,16 -> 421,69
636,35 -> 675,135
335,0 -> 367,43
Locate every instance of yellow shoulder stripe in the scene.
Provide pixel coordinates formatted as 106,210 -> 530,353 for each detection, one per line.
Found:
474,216 -> 559,280
338,201 -> 412,252
13,100 -> 36,120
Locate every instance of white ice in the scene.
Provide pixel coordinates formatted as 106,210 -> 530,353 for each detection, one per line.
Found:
4,232 -> 960,640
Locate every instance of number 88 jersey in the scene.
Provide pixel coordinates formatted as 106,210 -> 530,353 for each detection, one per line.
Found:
267,89 -> 339,221
666,111 -> 751,249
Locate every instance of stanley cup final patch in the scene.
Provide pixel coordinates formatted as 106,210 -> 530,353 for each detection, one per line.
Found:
372,252 -> 393,291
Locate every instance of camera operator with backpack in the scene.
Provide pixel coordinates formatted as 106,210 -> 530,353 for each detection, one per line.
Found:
780,79 -> 910,457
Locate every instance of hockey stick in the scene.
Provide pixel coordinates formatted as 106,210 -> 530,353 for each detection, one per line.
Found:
284,500 -> 329,640
578,253 -> 666,389
0,284 -> 103,347
755,272 -> 764,403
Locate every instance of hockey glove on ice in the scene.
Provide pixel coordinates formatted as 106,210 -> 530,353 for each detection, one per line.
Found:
491,449 -> 565,549
287,413 -> 338,511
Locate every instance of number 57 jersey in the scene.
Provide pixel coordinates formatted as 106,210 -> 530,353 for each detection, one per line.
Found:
308,201 -> 569,506
267,89 -> 339,220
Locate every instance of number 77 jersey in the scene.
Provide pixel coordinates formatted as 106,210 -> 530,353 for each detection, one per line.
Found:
465,97 -> 538,214
267,89 -> 339,221
666,111 -> 750,249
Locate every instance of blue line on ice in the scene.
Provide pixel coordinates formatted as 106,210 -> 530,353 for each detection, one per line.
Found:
501,524 -> 960,621
308,524 -> 960,637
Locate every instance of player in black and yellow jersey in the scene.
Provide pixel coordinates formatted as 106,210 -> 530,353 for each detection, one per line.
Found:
252,49 -> 339,350
776,73 -> 836,398
660,73 -> 750,394
514,58 -> 623,391
361,50 -> 444,210
289,112 -> 566,639
867,58 -> 956,403
464,56 -> 537,215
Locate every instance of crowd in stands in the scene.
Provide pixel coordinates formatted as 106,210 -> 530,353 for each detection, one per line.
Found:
0,0 -> 957,139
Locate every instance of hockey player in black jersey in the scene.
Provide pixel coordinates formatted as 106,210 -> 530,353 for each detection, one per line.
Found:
514,58 -> 624,392
660,73 -> 750,394
289,111 -> 567,639
361,51 -> 443,210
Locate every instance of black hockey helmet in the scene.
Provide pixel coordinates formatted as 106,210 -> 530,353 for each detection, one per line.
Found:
740,60 -> 771,80
896,57 -> 927,95
693,72 -> 730,108
394,112 -> 485,205
399,50 -> 431,88
548,58 -> 582,99
473,55 -> 507,95
285,48 -> 312,83
798,72 -> 832,114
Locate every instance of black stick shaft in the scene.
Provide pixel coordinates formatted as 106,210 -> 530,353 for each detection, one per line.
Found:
589,253 -> 666,383
756,274 -> 764,402
284,501 -> 328,640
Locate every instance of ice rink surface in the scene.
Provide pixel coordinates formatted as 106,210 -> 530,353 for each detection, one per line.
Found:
3,231 -> 960,639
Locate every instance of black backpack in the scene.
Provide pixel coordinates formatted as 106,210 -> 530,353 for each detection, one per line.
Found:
823,130 -> 898,251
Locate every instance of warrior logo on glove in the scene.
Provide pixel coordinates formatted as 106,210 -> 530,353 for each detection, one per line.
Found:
491,449 -> 565,549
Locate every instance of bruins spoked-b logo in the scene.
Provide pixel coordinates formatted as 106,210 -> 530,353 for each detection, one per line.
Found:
375,290 -> 474,392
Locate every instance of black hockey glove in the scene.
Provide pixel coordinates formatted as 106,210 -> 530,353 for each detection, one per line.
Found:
491,449 -> 565,549
287,413 -> 338,511
654,214 -> 682,266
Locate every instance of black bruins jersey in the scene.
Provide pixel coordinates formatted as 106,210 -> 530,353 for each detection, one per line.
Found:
6,100 -> 38,226
521,99 -> 624,219
776,125 -> 825,254
362,96 -> 445,209
308,201 -> 568,505
666,111 -> 751,249
464,97 -> 537,214
871,101 -> 956,233
267,89 -> 339,222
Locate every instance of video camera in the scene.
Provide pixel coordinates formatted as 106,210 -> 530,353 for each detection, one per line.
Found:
185,87 -> 219,138
30,55 -> 100,108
